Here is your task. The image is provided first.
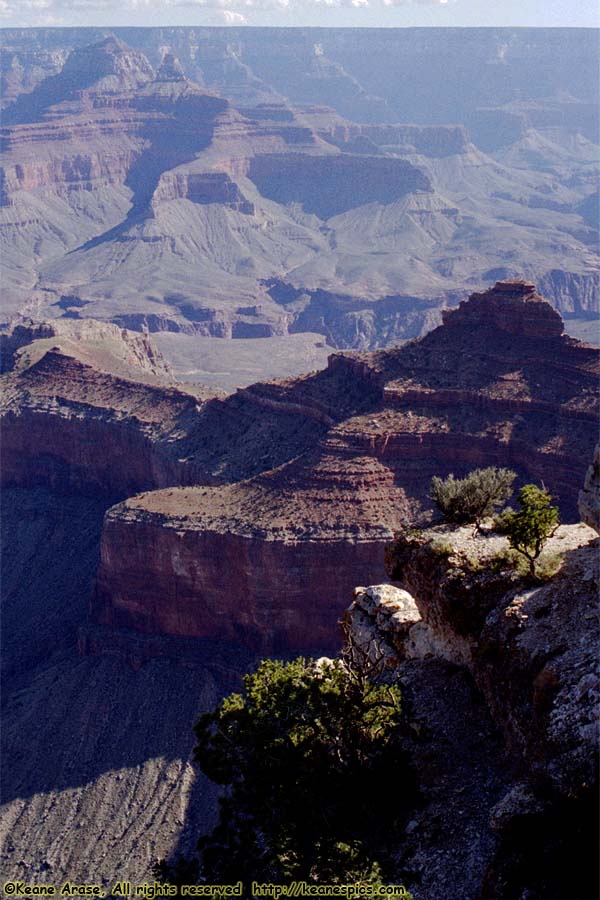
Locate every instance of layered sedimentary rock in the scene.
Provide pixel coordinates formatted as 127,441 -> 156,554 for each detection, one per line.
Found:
1,30 -> 597,344
153,171 -> 254,213
3,283 -> 597,653
0,46 -> 67,109
247,152 -> 430,219
441,279 -> 564,337
91,492 -> 393,655
0,37 -> 228,204
0,317 -> 173,376
89,282 -> 599,656
299,106 -> 471,158
0,320 -> 214,497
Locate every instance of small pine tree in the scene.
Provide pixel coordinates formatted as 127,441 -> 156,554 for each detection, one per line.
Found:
430,467 -> 516,528
156,657 -> 416,893
504,484 -> 560,578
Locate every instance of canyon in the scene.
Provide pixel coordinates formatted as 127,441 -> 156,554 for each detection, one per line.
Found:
1,23 -> 599,897
1,279 -> 598,896
1,28 -> 598,387
3,281 -> 599,658
89,282 -> 599,656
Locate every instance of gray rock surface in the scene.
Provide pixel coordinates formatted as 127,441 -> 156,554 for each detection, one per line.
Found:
579,442 -> 600,533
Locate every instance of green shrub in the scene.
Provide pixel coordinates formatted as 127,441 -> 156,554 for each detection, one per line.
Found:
492,506 -> 516,534
503,485 -> 560,578
430,467 -> 516,528
536,551 -> 564,581
428,539 -> 454,558
487,548 -> 518,573
159,658 -> 416,891
461,553 -> 484,573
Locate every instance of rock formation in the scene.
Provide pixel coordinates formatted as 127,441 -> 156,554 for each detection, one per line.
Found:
1,29 -> 597,358
1,277 -> 598,896
78,282 -> 599,657
1,24 -> 598,896
579,443 -> 600,533
0,319 -> 214,497
344,514 -> 599,899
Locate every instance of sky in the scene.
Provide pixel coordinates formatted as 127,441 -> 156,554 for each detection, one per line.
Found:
1,0 -> 598,30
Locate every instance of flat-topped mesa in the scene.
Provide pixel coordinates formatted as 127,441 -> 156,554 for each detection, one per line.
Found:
442,280 -> 564,339
152,171 -> 254,214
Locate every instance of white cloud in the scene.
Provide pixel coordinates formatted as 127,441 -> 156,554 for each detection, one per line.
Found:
0,0 -> 453,14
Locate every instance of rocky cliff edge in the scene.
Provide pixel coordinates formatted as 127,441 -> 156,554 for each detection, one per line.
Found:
342,512 -> 598,898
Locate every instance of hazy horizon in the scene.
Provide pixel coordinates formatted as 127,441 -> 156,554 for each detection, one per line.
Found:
1,0 -> 597,32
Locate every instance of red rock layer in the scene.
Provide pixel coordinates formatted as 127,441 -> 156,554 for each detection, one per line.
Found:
90,283 -> 599,655
92,500 -> 389,655
0,348 -> 205,497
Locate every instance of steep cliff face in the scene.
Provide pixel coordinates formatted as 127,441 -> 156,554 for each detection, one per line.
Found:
89,283 -> 599,656
0,325 -> 209,497
153,171 -> 254,213
247,152 -> 431,219
346,516 -> 598,899
343,583 -> 512,900
92,496 -> 390,655
3,283 -> 597,654
304,113 -> 471,158
579,443 -> 600,534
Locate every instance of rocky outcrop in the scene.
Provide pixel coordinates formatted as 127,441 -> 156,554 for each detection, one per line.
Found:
0,317 -> 173,376
441,279 -> 564,338
384,521 -> 599,793
579,443 -> 600,533
153,171 -> 254,213
343,515 -> 598,898
341,584 -> 447,670
343,583 -> 513,900
0,341 -> 206,498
